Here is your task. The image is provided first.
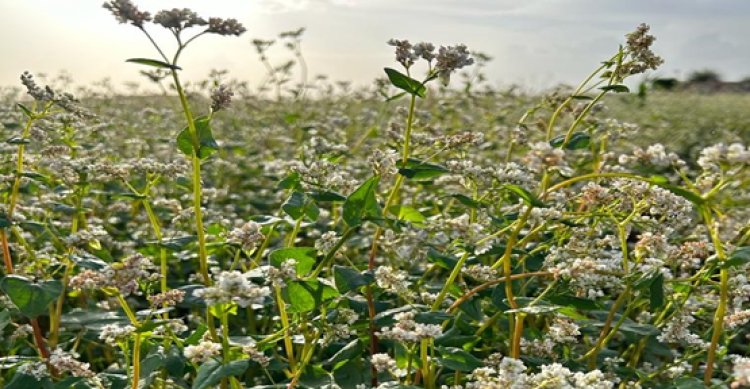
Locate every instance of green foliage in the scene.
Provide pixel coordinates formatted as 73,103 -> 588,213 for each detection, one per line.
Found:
384,68 -> 426,97
176,116 -> 219,159
0,275 -> 62,318
342,176 -> 381,226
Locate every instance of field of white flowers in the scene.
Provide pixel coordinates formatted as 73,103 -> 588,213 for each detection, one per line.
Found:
0,2 -> 749,388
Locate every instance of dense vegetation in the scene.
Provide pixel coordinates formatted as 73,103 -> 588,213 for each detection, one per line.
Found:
0,2 -> 748,388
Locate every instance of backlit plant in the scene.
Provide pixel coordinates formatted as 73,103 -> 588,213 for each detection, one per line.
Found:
0,3 -> 749,389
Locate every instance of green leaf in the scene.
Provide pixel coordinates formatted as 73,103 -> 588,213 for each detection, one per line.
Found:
324,339 -> 363,369
0,275 -> 62,318
450,194 -> 485,209
0,310 -> 11,332
649,175 -> 705,205
17,103 -> 33,119
426,249 -> 459,270
571,95 -> 594,100
649,272 -> 665,309
333,265 -> 373,293
70,252 -> 108,270
600,84 -> 630,93
385,92 -> 407,102
549,132 -> 591,150
672,376 -> 706,389
282,191 -> 319,221
277,172 -> 302,190
299,364 -> 334,388
436,347 -> 483,372
384,68 -> 426,97
192,359 -> 249,389
126,58 -> 181,70
435,325 -> 479,348
343,176 -> 381,226
398,159 -> 449,181
546,294 -> 601,310
7,137 -> 30,145
5,373 -> 53,389
176,116 -> 218,159
269,247 -> 317,276
147,235 -> 196,251
284,279 -> 339,313
308,190 -> 346,202
138,351 -> 165,381
60,309 -> 127,330
333,359 -> 370,388
185,324 -> 208,346
503,184 -> 547,207
722,246 -> 750,269
0,212 -> 11,228
388,205 -> 425,223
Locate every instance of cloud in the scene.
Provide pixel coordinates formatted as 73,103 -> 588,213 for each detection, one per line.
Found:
258,0 -> 357,13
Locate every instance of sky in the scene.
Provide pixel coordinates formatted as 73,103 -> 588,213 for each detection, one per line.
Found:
1,0 -> 749,92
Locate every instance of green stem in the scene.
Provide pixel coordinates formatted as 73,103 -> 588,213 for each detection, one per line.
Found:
143,200 -> 167,293
581,287 -> 631,366
286,218 -> 302,247
560,90 -> 607,148
420,338 -> 432,389
116,293 -> 140,327
274,285 -> 296,372
545,57 -> 614,141
492,206 -> 533,358
170,69 -> 217,341
702,207 -> 728,385
131,333 -> 142,389
431,251 -> 470,311
365,91 -> 419,387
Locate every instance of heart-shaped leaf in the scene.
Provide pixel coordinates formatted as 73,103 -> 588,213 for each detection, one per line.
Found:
192,359 -> 249,389
0,275 -> 63,318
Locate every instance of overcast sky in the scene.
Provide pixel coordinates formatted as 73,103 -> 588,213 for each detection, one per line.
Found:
1,0 -> 749,92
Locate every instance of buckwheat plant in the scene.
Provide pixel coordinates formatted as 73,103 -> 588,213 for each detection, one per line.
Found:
1,12 -> 749,389
104,1 -> 244,388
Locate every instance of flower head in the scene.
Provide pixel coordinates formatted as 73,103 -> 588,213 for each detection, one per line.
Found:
210,85 -> 234,112
153,8 -> 206,30
206,17 -> 246,36
103,0 -> 151,28
434,44 -> 474,85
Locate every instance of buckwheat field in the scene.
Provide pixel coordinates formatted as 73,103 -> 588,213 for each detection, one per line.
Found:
0,2 -> 749,389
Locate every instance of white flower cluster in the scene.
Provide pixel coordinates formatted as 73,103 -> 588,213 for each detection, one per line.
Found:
466,356 -> 617,389
618,143 -> 684,168
183,341 -> 222,364
68,253 -> 158,296
322,308 -> 359,345
227,221 -> 264,251
194,270 -> 270,307
267,259 -> 298,287
371,353 -> 407,377
698,143 -> 750,172
523,142 -> 572,175
545,232 -> 624,299
99,324 -> 135,346
657,311 -> 706,347
375,266 -> 413,297
377,311 -> 442,342
427,214 -> 493,255
463,264 -> 497,282
242,343 -> 270,367
548,315 -> 581,344
48,348 -> 96,378
731,356 -> 750,389
315,231 -> 338,254
368,148 -> 399,177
